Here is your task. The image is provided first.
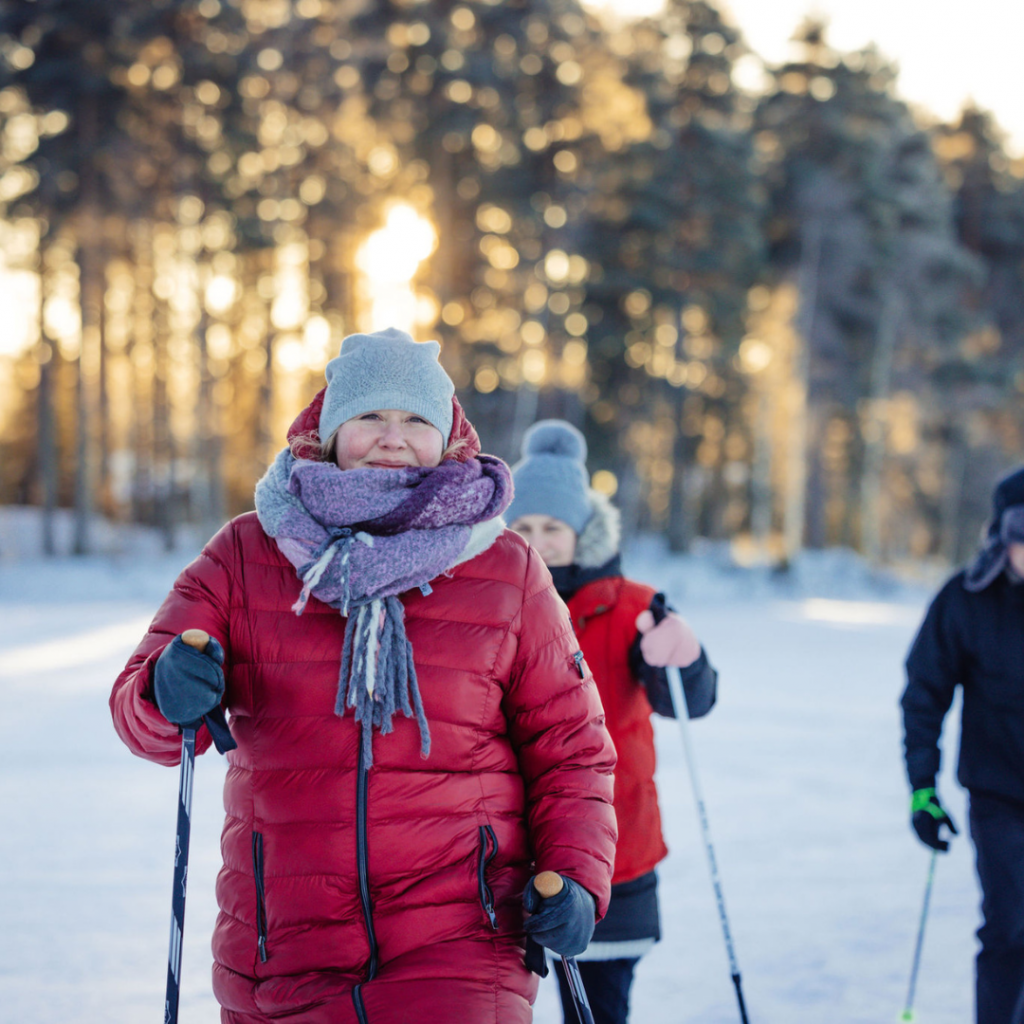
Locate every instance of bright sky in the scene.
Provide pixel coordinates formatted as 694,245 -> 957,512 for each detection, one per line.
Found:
585,0 -> 1024,155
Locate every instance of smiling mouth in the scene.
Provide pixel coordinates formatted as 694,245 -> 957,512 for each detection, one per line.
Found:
366,460 -> 412,468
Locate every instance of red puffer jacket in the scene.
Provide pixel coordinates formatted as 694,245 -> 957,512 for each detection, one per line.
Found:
566,575 -> 668,885
111,517 -> 616,1021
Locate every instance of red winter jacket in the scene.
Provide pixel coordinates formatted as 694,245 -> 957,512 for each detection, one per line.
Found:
110,450 -> 616,1022
566,576 -> 668,885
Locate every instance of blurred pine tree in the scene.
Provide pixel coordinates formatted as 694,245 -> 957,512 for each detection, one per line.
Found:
756,20 -> 978,561
580,0 -> 764,547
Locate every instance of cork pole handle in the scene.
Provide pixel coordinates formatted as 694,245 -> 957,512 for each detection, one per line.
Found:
533,871 -> 564,899
181,629 -> 210,652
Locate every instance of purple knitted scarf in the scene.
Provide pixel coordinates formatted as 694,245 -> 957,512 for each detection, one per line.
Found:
254,448 -> 513,764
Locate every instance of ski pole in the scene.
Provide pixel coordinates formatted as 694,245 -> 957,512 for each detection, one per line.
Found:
658,622 -> 750,1022
900,849 -> 938,1022
164,628 -> 209,1024
533,872 -> 596,1024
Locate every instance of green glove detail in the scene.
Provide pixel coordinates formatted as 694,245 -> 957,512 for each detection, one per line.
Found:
910,787 -> 958,851
911,787 -> 945,818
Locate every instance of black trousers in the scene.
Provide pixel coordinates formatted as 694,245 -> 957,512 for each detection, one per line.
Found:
554,957 -> 639,1024
970,791 -> 1024,1024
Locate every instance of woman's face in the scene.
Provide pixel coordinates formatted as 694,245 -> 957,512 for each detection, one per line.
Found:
1008,542 -> 1024,577
510,514 -> 577,567
333,410 -> 445,471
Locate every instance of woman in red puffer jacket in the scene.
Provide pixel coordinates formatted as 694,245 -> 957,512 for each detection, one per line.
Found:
110,329 -> 617,1024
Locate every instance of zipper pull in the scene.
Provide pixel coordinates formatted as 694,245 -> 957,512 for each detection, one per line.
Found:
573,650 -> 586,679
479,825 -> 499,931
258,935 -> 268,964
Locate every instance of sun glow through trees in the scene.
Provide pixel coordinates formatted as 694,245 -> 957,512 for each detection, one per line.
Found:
355,203 -> 437,337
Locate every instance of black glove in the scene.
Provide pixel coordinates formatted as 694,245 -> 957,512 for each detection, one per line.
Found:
911,787 -> 958,852
153,634 -> 236,754
522,874 -> 595,958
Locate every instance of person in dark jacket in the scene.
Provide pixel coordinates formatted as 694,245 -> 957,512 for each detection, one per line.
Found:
507,420 -> 717,1024
902,464 -> 1024,1024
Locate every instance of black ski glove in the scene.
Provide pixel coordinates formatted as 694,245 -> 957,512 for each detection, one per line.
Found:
522,874 -> 595,958
911,787 -> 958,852
153,634 -> 236,754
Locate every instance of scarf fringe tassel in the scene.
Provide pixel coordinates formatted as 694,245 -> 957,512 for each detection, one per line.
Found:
336,594 -> 431,767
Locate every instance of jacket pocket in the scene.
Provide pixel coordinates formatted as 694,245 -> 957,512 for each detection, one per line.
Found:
477,825 -> 498,931
251,831 -> 269,963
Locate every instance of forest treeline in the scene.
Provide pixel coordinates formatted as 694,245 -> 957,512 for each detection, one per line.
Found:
0,0 -> 1021,565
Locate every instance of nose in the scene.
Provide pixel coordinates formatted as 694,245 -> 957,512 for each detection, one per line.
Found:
378,419 -> 407,448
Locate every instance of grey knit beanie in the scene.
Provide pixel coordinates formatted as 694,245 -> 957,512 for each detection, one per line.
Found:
507,420 -> 593,533
319,327 -> 455,445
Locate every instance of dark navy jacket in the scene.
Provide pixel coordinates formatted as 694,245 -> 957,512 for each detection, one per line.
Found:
902,570 -> 1024,803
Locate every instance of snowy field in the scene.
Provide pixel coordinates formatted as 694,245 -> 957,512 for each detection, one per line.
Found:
0,514 -> 978,1024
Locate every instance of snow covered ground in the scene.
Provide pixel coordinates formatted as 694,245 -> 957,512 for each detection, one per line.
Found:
0,516 -> 978,1023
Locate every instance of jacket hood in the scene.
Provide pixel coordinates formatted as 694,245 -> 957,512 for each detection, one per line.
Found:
575,490 -> 621,569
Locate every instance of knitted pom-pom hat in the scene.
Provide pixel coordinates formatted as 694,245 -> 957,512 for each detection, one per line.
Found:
318,327 -> 455,446
506,420 -> 593,533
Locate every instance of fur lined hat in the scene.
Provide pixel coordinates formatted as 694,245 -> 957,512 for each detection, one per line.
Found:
964,465 -> 1024,591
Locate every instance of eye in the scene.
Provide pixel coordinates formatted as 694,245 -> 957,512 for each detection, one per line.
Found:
359,413 -> 382,421
406,415 -> 429,425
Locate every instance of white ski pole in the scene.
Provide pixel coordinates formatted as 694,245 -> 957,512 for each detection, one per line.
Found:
900,849 -> 938,1022
664,656 -> 751,1023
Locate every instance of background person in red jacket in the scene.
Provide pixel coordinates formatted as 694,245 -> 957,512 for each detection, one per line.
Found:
110,329 -> 617,1024
507,420 -> 717,1024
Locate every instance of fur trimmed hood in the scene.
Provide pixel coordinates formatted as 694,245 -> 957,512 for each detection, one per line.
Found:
575,490 -> 621,569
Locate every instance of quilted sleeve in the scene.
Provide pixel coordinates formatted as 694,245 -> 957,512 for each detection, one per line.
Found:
109,520 -> 237,766
503,547 -> 618,918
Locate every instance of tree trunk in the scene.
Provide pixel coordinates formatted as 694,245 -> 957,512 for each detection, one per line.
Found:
860,285 -> 903,564
97,258 -> 109,516
37,246 -> 57,556
804,404 -> 828,550
194,296 -> 225,533
667,383 -> 698,553
195,299 -> 212,518
939,421 -> 969,566
130,220 -> 154,528
783,219 -> 823,562
749,387 -> 773,550
255,250 -> 276,485
153,287 -> 175,553
73,91 -> 101,555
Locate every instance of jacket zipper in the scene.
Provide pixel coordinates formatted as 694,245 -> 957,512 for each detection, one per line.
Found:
477,825 -> 499,931
251,831 -> 269,964
352,742 -> 377,1024
573,650 -> 586,678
